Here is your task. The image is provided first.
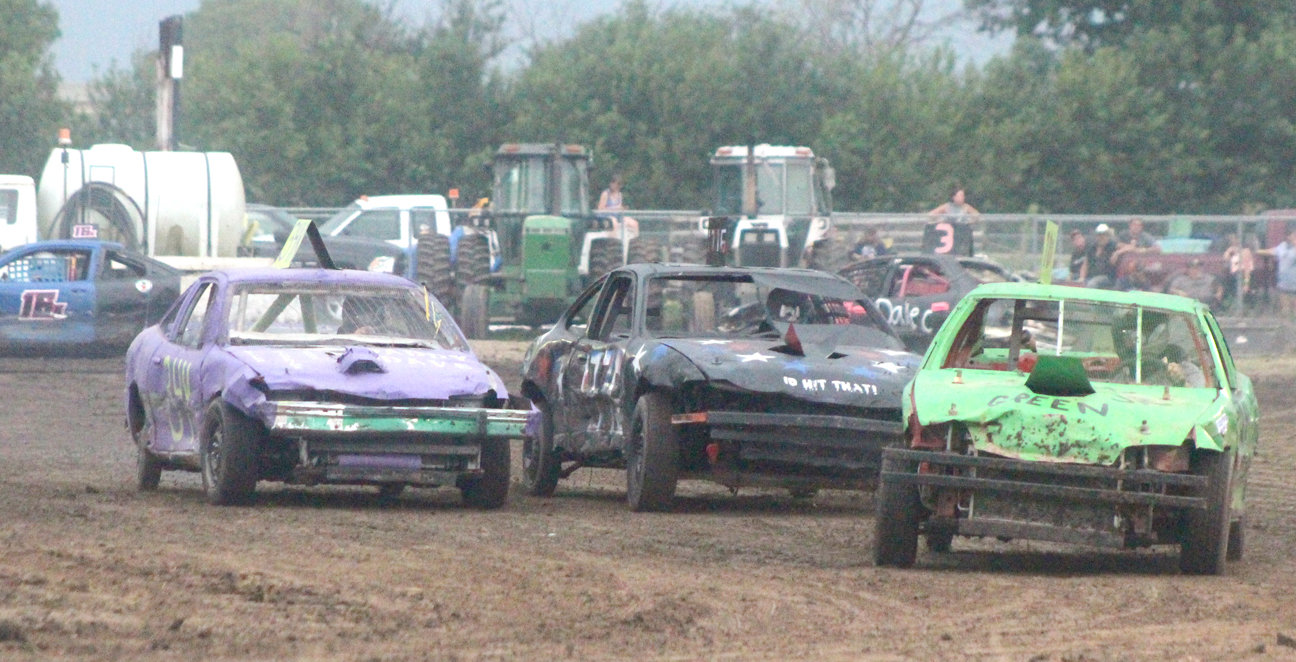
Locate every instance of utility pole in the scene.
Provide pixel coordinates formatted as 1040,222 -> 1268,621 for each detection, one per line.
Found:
156,15 -> 183,151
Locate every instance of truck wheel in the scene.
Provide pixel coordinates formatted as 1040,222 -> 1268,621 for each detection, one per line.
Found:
1227,516 -> 1245,562
627,237 -> 662,265
588,238 -> 621,278
522,405 -> 560,497
459,283 -> 490,339
200,401 -> 261,506
625,392 -> 679,512
416,233 -> 455,305
461,438 -> 509,509
456,233 -> 491,285
129,389 -> 162,491
808,236 -> 852,273
874,451 -> 921,567
925,524 -> 954,553
1180,448 -> 1233,575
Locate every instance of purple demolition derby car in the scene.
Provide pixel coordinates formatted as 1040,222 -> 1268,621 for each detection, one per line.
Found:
124,267 -> 527,507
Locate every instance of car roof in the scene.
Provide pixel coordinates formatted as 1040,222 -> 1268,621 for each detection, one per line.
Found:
204,267 -> 419,289
618,262 -> 843,279
968,281 -> 1207,313
351,194 -> 448,209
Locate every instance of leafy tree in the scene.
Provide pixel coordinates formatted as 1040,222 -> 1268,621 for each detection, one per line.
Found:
83,52 -> 155,149
0,0 -> 69,175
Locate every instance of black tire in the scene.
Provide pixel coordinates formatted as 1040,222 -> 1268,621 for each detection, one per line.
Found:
1227,516 -> 1245,562
925,525 -> 954,553
808,237 -> 852,273
377,483 -> 405,500
1180,448 -> 1233,575
200,401 -> 261,506
627,236 -> 662,265
459,283 -> 490,339
129,390 -> 161,491
416,233 -> 455,306
874,451 -> 921,568
461,438 -> 509,509
455,233 -> 491,285
521,405 -> 560,497
588,238 -> 622,278
625,392 -> 679,512
674,235 -> 709,265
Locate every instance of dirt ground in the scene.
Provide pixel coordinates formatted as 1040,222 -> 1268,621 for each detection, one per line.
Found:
2,341 -> 1295,661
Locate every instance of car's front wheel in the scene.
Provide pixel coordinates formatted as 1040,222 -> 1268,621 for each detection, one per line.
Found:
200,401 -> 261,506
461,438 -> 509,509
1180,448 -> 1233,575
874,451 -> 921,568
129,390 -> 161,491
625,392 -> 679,512
521,405 -> 560,497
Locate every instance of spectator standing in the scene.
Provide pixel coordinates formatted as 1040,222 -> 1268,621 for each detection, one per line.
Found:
1269,228 -> 1296,315
1085,224 -> 1119,288
1167,259 -> 1224,307
1068,230 -> 1089,281
928,189 -> 980,223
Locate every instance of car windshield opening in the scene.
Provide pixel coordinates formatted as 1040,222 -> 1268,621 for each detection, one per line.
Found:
227,284 -> 469,351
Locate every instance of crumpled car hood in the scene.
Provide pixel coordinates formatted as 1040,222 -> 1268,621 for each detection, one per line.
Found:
223,345 -> 508,401
908,369 -> 1227,465
656,337 -> 920,408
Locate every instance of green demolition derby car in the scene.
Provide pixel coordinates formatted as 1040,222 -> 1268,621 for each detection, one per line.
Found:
875,282 -> 1258,574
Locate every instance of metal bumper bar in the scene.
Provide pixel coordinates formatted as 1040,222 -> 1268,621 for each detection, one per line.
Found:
270,402 -> 530,439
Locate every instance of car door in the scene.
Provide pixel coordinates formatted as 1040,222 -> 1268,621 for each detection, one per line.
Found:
0,245 -> 95,345
145,279 -> 217,454
94,249 -> 156,346
559,273 -> 636,453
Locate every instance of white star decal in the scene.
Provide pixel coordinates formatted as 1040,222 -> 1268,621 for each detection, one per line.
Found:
872,361 -> 904,374
738,352 -> 775,363
631,345 -> 648,371
698,339 -> 730,345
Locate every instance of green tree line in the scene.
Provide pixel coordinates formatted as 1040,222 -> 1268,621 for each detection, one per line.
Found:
6,0 -> 1296,214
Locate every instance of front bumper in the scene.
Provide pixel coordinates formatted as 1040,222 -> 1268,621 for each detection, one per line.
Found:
680,410 -> 902,487
269,402 -> 528,486
880,447 -> 1208,547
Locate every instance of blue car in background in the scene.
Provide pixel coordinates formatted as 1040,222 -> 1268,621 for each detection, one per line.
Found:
0,240 -> 181,352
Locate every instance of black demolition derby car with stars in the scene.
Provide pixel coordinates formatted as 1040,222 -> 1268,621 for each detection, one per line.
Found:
519,263 -> 922,511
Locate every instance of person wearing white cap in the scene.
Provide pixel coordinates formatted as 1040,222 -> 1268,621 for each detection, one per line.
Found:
1084,223 -> 1118,288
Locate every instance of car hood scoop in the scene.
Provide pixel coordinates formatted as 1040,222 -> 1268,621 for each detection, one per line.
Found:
337,346 -> 386,374
1024,355 -> 1095,397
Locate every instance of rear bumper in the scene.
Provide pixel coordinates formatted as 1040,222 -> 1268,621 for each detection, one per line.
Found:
880,447 -> 1208,547
268,402 -> 528,486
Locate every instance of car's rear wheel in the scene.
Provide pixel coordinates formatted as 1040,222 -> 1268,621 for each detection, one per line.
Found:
129,389 -> 161,491
522,405 -> 560,497
1227,516 -> 1245,562
377,483 -> 405,500
626,392 -> 678,512
461,438 -> 509,509
200,401 -> 261,506
1180,448 -> 1233,575
874,451 -> 921,568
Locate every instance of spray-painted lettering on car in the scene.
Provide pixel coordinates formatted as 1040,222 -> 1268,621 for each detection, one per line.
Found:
18,289 -> 68,320
986,393 -> 1109,416
875,297 -> 936,333
163,356 -> 192,440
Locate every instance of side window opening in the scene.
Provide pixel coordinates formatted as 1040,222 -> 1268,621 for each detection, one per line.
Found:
176,283 -> 216,348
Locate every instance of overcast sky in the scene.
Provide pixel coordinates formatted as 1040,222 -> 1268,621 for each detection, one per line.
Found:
47,0 -> 1010,83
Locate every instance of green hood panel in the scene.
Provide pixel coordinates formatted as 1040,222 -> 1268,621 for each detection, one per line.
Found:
908,370 -> 1228,464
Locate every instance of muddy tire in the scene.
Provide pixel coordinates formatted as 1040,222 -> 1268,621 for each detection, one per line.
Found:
626,392 -> 678,512
377,484 -> 405,500
1227,516 -> 1245,562
461,438 -> 509,509
1180,449 -> 1233,575
459,283 -> 490,339
674,235 -> 709,265
522,405 -> 560,497
627,237 -> 662,265
588,238 -> 622,279
874,451 -> 921,568
129,389 -> 161,491
200,401 -> 261,506
416,233 -> 455,306
808,237 -> 852,273
455,233 -> 491,285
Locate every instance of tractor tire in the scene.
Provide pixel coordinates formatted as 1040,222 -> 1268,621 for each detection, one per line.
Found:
461,437 -> 510,509
456,233 -> 491,285
416,233 -> 455,306
459,283 -> 490,339
627,236 -> 663,265
674,235 -> 709,265
625,392 -> 679,512
808,236 -> 852,273
588,238 -> 622,279
200,401 -> 262,506
873,451 -> 921,568
1180,448 -> 1233,575
522,405 -> 561,497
